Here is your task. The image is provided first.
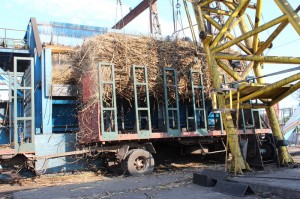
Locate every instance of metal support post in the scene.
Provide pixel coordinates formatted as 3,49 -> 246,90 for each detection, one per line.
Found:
191,2 -> 249,173
266,107 -> 294,165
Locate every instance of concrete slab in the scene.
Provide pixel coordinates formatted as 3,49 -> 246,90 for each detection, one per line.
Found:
228,168 -> 300,199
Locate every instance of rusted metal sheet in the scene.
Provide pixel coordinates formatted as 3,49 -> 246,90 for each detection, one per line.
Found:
30,17 -> 42,57
82,71 -> 96,104
78,102 -> 101,144
112,0 -> 157,29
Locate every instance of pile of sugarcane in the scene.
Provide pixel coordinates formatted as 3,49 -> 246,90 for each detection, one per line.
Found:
52,33 -> 243,104
74,33 -> 210,103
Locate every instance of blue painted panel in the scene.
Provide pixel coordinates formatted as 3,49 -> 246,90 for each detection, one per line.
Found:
52,100 -> 78,105
35,134 -> 102,173
52,102 -> 78,132
34,52 -> 42,135
0,128 -> 9,144
41,49 -> 52,134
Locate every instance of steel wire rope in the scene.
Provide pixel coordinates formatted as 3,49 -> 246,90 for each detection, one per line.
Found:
270,38 -> 300,50
177,1 -> 186,38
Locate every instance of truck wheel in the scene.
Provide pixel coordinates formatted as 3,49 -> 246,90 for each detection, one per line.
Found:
124,149 -> 155,176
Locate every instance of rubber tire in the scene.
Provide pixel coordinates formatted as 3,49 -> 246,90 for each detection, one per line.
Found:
124,149 -> 155,176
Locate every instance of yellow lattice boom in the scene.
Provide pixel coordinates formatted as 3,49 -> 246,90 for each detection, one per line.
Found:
183,0 -> 300,173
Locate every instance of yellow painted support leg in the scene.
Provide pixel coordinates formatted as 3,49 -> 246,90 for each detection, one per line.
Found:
252,37 -> 295,166
211,58 -> 250,173
266,107 -> 294,165
192,1 -> 250,173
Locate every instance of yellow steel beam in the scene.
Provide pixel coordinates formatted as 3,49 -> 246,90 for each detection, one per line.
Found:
214,53 -> 300,64
222,0 -> 236,11
228,17 -> 242,33
236,72 -> 300,103
224,1 -> 254,75
216,59 -> 241,81
193,1 -> 206,33
219,0 -> 256,10
238,16 -> 253,49
270,81 -> 300,106
203,13 -> 252,55
225,82 -> 266,99
251,0 -> 295,166
211,59 -> 249,173
212,15 -> 288,53
248,20 -> 290,80
266,107 -> 294,165
274,0 -> 300,35
234,91 -> 240,175
255,21 -> 289,55
253,0 -> 263,52
195,2 -> 249,172
199,0 -> 215,7
202,7 -> 232,16
239,103 -> 269,109
241,62 -> 255,79
210,0 -> 250,48
183,0 -> 198,49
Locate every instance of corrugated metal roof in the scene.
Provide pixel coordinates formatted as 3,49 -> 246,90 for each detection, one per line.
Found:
37,21 -> 108,46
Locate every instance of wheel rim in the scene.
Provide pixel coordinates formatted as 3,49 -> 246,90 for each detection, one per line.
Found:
134,156 -> 147,171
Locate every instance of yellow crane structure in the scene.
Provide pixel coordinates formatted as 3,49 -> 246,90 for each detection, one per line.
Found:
183,0 -> 300,173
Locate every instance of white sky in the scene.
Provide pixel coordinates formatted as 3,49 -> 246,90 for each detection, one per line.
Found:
0,0 -> 299,108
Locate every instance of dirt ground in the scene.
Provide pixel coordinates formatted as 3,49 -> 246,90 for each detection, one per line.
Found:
0,146 -> 299,199
0,150 -> 223,198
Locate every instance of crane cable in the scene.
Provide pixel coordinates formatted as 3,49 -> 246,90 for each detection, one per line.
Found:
176,0 -> 186,37
171,0 -> 185,38
170,0 -> 176,32
115,0 -> 125,33
229,66 -> 300,85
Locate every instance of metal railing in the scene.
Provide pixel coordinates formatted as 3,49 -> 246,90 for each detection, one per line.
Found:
0,28 -> 28,49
